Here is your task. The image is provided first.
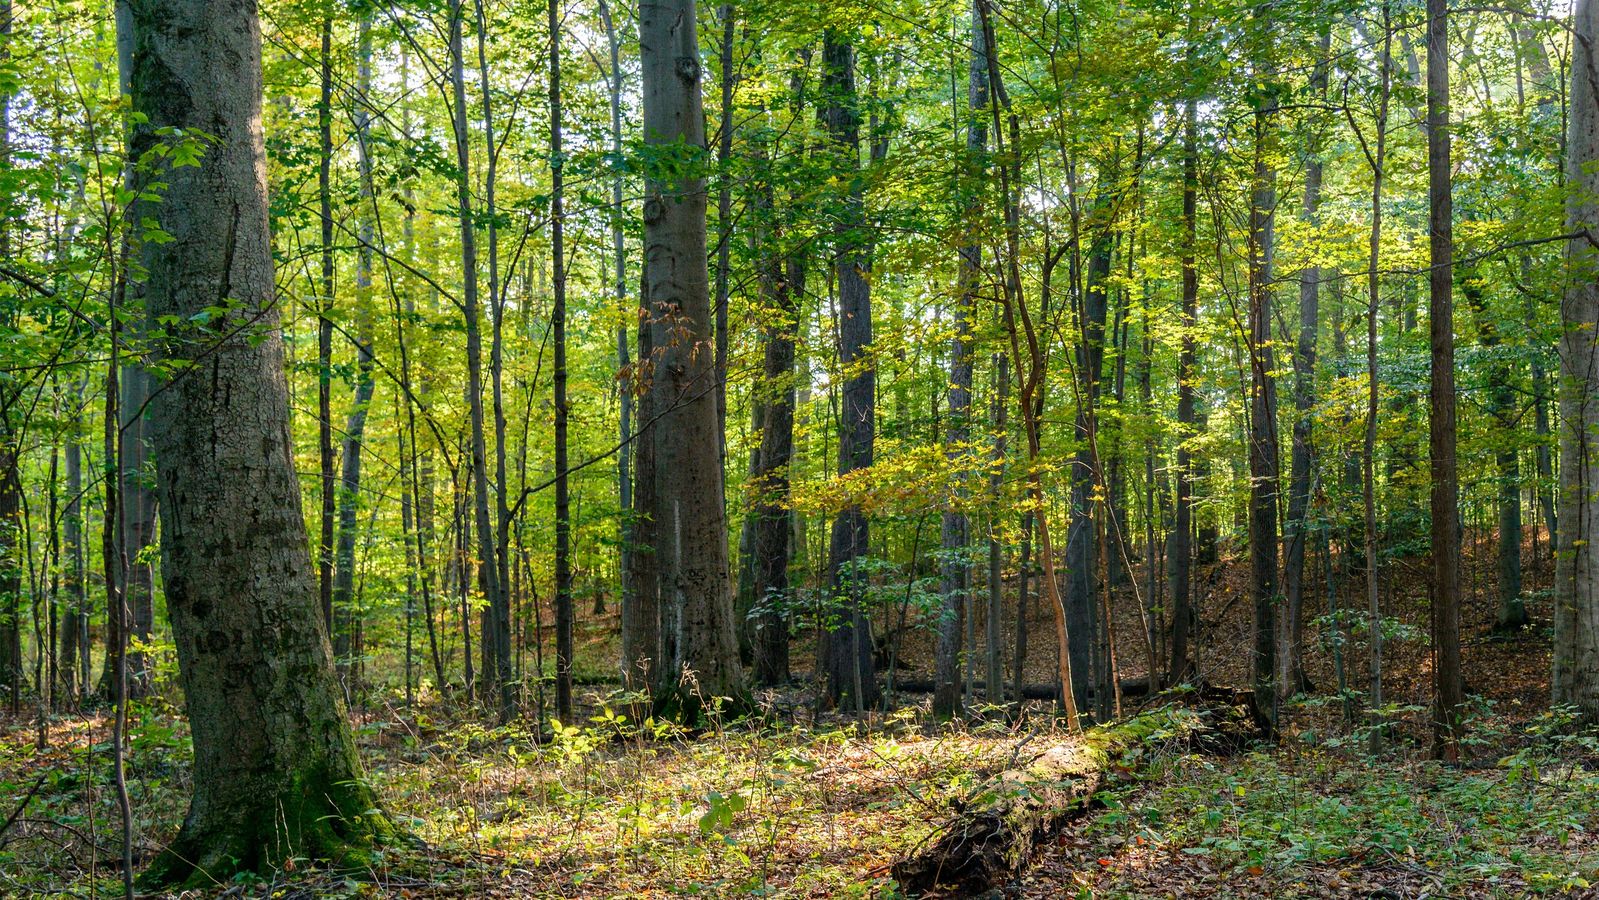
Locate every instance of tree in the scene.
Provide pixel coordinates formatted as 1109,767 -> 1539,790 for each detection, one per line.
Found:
1556,0 -> 1599,721
820,26 -> 879,713
1280,22 -> 1330,711
1169,93 -> 1199,686
551,0 -> 573,724
1428,0 -> 1463,758
638,0 -> 749,718
934,1 -> 987,720
1245,10 -> 1280,729
126,0 -> 392,884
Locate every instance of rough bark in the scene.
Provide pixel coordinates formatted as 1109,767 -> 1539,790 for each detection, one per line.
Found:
1169,97 -> 1198,686
1427,0 -> 1464,757
1065,201 -> 1112,717
1246,33 -> 1280,729
749,107 -> 799,687
820,30 -> 879,712
549,0 -> 573,724
127,0 -> 392,884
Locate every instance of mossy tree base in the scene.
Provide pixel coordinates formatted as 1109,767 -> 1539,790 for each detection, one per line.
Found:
139,765 -> 397,891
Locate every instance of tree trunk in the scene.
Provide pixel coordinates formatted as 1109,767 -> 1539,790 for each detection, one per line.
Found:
935,4 -> 987,719
316,16 -> 336,639
623,293 -> 659,692
331,16 -> 377,698
1427,0 -> 1464,758
639,0 -> 749,718
1246,33 -> 1281,730
1556,0 -> 1599,720
1280,25 -> 1329,712
987,352 -> 1009,703
1065,202 -> 1112,717
127,0 -> 392,884
820,29 -> 879,712
549,0 -> 573,723
1362,7 -> 1393,747
599,0 -> 634,689
447,0 -> 509,720
1169,97 -> 1198,685
59,421 -> 85,703
749,98 -> 800,687
1462,273 -> 1526,631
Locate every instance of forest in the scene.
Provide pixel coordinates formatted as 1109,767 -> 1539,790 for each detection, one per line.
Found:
3,0 -> 1599,895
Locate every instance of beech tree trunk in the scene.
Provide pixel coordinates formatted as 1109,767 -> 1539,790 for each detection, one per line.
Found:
1556,0 -> 1599,721
127,0 -> 392,884
639,0 -> 749,718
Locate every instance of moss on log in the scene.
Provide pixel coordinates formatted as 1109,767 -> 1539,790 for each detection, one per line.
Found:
892,692 -> 1263,895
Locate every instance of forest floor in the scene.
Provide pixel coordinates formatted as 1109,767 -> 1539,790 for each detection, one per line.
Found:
4,534 -> 1599,898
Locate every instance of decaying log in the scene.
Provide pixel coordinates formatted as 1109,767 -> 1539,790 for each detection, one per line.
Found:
891,692 -> 1264,896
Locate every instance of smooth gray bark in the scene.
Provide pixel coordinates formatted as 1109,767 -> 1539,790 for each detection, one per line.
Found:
127,0 -> 391,884
639,0 -> 749,717
1556,0 -> 1599,720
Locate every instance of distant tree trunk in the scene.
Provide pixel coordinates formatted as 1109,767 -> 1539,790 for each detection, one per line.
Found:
639,0 -> 749,718
1066,197 -> 1112,718
1361,6 -> 1393,745
1280,26 -> 1329,712
749,99 -> 800,688
986,353 -> 1008,702
1013,511 -> 1032,701
316,17 -> 336,639
1462,273 -> 1526,630
448,0 -> 509,720
332,16 -> 377,698
127,0 -> 392,884
599,0 -> 634,679
935,3 -> 987,720
1427,0 -> 1464,758
1556,0 -> 1599,721
0,0 -> 10,706
550,0 -> 573,723
1169,97 -> 1198,685
477,0 -> 515,720
820,29 -> 879,712
974,0 -> 1076,727
1246,31 -> 1281,729
59,422 -> 85,703
0,442 -> 18,705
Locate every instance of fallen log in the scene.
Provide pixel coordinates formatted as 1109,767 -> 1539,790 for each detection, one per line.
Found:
891,692 -> 1263,896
